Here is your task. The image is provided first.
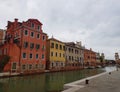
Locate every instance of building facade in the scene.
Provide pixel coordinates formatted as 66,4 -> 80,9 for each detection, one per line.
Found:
84,48 -> 97,67
96,53 -> 101,65
65,42 -> 84,70
0,29 -> 5,45
115,53 -> 120,64
46,37 -> 65,71
0,19 -> 47,74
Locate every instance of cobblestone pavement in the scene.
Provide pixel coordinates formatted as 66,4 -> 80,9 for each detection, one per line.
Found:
75,69 -> 120,92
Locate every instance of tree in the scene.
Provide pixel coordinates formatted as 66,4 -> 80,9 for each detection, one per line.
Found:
0,55 -> 10,72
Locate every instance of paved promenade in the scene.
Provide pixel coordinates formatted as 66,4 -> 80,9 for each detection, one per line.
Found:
63,68 -> 120,92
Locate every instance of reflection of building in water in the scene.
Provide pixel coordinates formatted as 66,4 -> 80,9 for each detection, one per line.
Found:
45,73 -> 65,92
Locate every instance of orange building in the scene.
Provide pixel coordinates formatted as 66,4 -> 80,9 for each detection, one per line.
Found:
84,48 -> 97,67
0,19 -> 47,74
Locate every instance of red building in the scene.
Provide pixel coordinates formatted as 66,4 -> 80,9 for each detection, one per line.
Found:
0,19 -> 47,74
0,29 -> 5,45
84,48 -> 97,67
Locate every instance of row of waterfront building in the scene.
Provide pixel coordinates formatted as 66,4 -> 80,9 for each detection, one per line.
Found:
0,18 -> 105,74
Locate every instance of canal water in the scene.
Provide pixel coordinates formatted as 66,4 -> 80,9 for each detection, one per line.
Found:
0,67 -> 115,92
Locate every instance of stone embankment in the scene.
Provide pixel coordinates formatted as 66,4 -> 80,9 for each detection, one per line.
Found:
62,68 -> 119,92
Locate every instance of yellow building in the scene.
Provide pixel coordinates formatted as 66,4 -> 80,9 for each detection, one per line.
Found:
46,37 -> 65,70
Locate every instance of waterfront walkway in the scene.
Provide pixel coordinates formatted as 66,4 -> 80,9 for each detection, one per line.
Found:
63,68 -> 120,92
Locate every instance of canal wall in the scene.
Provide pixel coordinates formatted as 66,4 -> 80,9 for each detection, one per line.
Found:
0,72 -> 19,78
0,68 -> 84,78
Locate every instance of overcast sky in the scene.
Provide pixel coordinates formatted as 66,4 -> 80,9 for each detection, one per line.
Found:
0,0 -> 120,59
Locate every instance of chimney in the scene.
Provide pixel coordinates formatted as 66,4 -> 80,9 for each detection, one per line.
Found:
90,48 -> 92,51
14,18 -> 18,28
15,18 -> 18,22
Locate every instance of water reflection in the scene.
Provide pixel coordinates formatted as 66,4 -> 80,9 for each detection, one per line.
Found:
103,66 -> 116,72
0,69 -> 104,92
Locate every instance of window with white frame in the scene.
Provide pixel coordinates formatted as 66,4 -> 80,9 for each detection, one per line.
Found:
30,43 -> 34,49
12,62 -> 17,69
29,64 -> 32,69
38,25 -> 40,31
22,64 -> 26,70
30,32 -> 34,37
37,34 -> 40,39
42,54 -> 44,59
36,54 -> 39,59
23,41 -> 28,48
22,53 -> 26,58
31,23 -> 34,28
24,30 -> 28,35
51,52 -> 53,56
36,44 -> 40,50
42,35 -> 45,40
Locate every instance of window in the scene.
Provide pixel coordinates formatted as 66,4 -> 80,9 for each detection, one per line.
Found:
29,64 -> 32,69
55,52 -> 57,57
35,64 -> 38,69
72,49 -> 73,53
24,30 -> 28,35
36,54 -> 39,59
38,25 -> 40,30
51,52 -> 53,56
56,62 -> 58,66
52,63 -> 54,67
63,54 -> 65,57
72,56 -> 74,61
51,43 -> 54,48
31,23 -> 34,28
12,63 -> 16,69
30,43 -> 34,49
59,53 -> 61,57
69,56 -> 71,61
30,53 -> 33,59
23,42 -> 28,48
22,65 -> 26,70
42,54 -> 44,59
69,48 -> 71,52
75,50 -> 77,54
42,35 -> 45,40
36,44 -> 40,50
60,45 -> 62,50
56,44 -> 58,49
63,46 -> 65,51
42,45 -> 45,50
22,53 -> 26,58
30,32 -> 34,37
61,63 -> 63,66
37,34 -> 40,39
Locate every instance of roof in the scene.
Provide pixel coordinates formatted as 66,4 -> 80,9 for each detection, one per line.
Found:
47,37 -> 64,44
84,48 -> 96,53
27,19 -> 43,25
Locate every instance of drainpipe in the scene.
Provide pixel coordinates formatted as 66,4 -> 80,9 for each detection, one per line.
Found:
18,26 -> 23,73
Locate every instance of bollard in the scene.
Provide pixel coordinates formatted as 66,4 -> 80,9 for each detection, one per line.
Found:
109,72 -> 111,75
85,79 -> 89,84
117,68 -> 118,71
